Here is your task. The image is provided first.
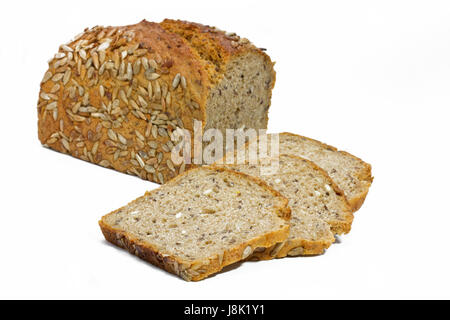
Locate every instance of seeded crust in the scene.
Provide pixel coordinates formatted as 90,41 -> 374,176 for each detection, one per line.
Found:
278,133 -> 373,212
99,166 -> 291,281
214,154 -> 353,259
37,20 -> 275,184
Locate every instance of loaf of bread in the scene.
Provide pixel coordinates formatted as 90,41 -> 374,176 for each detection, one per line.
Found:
38,19 -> 275,184
277,133 -> 373,211
215,154 -> 353,258
99,166 -> 290,281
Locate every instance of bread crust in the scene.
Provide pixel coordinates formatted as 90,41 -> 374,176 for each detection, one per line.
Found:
99,166 -> 291,281
37,20 -> 274,184
280,132 -> 373,212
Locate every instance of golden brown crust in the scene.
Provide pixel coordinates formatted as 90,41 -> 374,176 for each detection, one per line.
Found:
160,19 -> 274,77
280,132 -> 373,212
99,166 -> 291,281
37,20 -> 274,185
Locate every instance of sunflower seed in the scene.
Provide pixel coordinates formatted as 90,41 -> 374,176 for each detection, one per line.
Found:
147,81 -> 153,100
136,110 -> 146,120
98,41 -> 110,52
79,49 -> 87,60
50,84 -> 60,93
158,127 -> 168,137
61,139 -> 70,151
117,133 -> 127,145
151,125 -> 158,138
46,101 -> 58,111
92,141 -> 99,155
85,57 -> 93,69
161,144 -> 169,152
61,44 -> 73,52
99,160 -> 111,167
180,75 -> 187,89
119,90 -> 128,104
172,73 -> 181,89
135,153 -> 145,167
71,101 -> 81,113
72,114 -> 86,122
270,242 -> 285,257
55,52 -> 66,59
147,141 -> 157,149
128,99 -> 138,110
166,159 -> 175,172
137,95 -> 148,108
52,73 -> 64,82
287,246 -> 304,257
154,80 -> 161,100
42,71 -> 52,83
99,50 -> 106,64
133,60 -> 141,75
46,137 -> 58,144
161,83 -> 168,98
242,246 -> 253,259
135,130 -> 145,141
113,51 -> 120,69
87,66 -> 95,79
92,52 -> 99,69
40,92 -> 50,100
141,57 -> 149,70
107,129 -> 118,141
145,70 -> 160,80
157,172 -> 164,184
126,63 -> 133,80
149,59 -> 157,70
106,28 -> 117,37
82,92 -> 89,106
63,69 -> 71,85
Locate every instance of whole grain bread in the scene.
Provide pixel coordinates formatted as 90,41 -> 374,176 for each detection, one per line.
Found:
215,154 -> 352,258
277,133 -> 373,211
38,20 -> 275,184
99,166 -> 290,281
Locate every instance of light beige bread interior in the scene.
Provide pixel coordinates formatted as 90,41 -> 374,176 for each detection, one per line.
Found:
214,154 -> 353,259
99,166 -> 290,281
277,133 -> 373,211
37,20 -> 275,184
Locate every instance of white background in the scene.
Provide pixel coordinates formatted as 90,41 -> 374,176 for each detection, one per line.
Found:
0,0 -> 449,299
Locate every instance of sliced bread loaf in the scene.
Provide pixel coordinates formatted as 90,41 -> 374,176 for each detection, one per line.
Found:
278,133 -> 373,211
215,154 -> 353,258
99,166 -> 290,281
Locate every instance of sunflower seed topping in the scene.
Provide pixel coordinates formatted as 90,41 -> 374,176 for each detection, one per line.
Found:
61,44 -> 73,52
135,153 -> 145,168
172,73 -> 181,89
145,70 -> 160,81
42,71 -> 52,83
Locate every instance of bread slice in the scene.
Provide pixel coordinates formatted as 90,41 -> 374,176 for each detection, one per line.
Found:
99,166 -> 290,281
277,133 -> 373,212
215,154 -> 353,258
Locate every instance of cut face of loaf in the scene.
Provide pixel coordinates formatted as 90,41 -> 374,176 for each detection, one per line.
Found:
99,166 -> 290,281
215,154 -> 354,258
277,133 -> 373,211
37,20 -> 275,185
